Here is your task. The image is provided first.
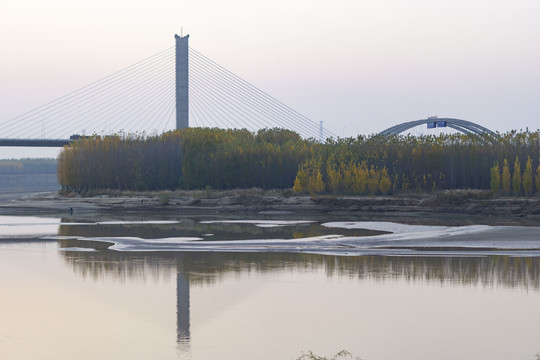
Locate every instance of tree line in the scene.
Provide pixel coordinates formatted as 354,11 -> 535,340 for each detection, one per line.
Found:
0,158 -> 57,175
293,131 -> 540,195
57,128 -> 540,196
57,128 -> 306,191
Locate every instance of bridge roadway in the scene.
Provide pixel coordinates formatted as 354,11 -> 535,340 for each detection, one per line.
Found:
0,117 -> 497,148
0,139 -> 71,147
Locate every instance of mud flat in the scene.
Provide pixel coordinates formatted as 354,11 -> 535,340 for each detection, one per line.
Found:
46,222 -> 540,257
0,189 -> 539,226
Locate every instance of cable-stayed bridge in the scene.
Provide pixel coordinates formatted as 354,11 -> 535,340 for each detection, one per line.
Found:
0,34 -> 336,147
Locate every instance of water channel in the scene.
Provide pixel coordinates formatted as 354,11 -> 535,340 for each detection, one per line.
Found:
1,215 -> 540,360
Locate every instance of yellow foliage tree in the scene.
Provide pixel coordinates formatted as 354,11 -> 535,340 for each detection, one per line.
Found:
501,159 -> 511,194
379,167 -> 392,194
308,170 -> 325,194
293,165 -> 308,193
367,166 -> 380,195
512,156 -> 521,194
490,161 -> 500,194
352,162 -> 368,195
326,164 -> 342,194
522,156 -> 533,195
342,165 -> 355,194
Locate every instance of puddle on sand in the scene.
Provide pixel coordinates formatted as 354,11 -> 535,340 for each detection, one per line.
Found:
51,219 -> 540,257
55,217 -> 387,243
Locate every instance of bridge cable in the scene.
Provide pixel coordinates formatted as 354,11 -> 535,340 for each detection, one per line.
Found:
6,50 -> 174,138
189,56 -> 319,137
189,51 -> 320,139
0,47 -> 174,136
189,78 -> 258,132
79,66 -> 174,136
189,67 -> 274,131
37,56 -> 175,138
189,48 -> 335,139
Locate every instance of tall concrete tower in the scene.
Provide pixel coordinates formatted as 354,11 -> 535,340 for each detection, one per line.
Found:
175,34 -> 189,129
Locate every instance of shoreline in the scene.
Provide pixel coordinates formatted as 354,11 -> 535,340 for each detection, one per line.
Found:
0,189 -> 539,226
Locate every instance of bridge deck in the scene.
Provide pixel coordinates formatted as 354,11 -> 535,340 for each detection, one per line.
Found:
0,139 -> 71,147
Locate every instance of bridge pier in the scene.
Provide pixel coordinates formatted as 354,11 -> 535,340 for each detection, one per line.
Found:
175,34 -> 189,130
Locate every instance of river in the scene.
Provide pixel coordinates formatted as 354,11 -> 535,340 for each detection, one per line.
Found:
1,214 -> 540,360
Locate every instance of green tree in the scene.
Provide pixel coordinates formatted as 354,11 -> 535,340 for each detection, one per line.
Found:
535,163 -> 540,193
341,165 -> 355,194
56,128 -> 540,195
512,156 -> 521,194
522,156 -> 533,195
367,166 -> 380,195
378,167 -> 392,194
501,159 -> 511,194
490,161 -> 500,194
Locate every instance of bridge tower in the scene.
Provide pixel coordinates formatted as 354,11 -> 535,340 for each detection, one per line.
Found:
175,34 -> 189,129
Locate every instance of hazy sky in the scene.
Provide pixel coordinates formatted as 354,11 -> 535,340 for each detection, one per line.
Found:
1,0 -> 539,158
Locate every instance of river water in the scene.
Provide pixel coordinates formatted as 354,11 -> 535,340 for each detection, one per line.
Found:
1,215 -> 540,360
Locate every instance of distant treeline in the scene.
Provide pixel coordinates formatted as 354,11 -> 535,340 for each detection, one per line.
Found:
0,158 -> 57,174
0,158 -> 59,193
57,128 -> 540,195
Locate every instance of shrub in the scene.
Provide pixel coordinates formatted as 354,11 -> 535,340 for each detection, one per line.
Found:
159,192 -> 170,205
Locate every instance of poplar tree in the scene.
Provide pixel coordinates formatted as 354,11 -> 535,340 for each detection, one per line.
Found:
367,166 -> 380,195
326,164 -> 341,194
56,129 -> 540,195
308,170 -> 325,194
512,156 -> 521,194
522,156 -> 533,195
352,162 -> 368,195
293,164 -> 309,193
501,159 -> 511,194
535,164 -> 540,193
490,161 -> 500,194
342,166 -> 355,194
379,167 -> 392,194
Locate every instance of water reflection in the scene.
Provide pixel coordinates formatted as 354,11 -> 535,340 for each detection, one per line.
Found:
177,272 -> 191,352
58,243 -> 540,353
58,217 -> 383,241
0,215 -> 60,237
58,244 -> 540,291
4,215 -> 540,359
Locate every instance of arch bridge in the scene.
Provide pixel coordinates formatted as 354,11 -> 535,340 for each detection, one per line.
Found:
379,117 -> 497,137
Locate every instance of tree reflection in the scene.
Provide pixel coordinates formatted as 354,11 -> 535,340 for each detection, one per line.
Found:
58,244 -> 540,352
59,245 -> 540,290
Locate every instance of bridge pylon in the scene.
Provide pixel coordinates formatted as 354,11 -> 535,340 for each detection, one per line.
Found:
175,34 -> 189,129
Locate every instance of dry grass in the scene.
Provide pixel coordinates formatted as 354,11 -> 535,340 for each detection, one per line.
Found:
296,350 -> 362,360
426,189 -> 493,206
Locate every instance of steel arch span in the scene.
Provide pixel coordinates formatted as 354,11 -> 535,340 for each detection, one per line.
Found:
379,118 -> 497,137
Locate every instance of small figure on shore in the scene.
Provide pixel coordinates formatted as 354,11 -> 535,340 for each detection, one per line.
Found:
69,207 -> 74,215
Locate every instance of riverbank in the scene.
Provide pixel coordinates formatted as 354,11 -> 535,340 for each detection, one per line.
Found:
1,189 -> 539,225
